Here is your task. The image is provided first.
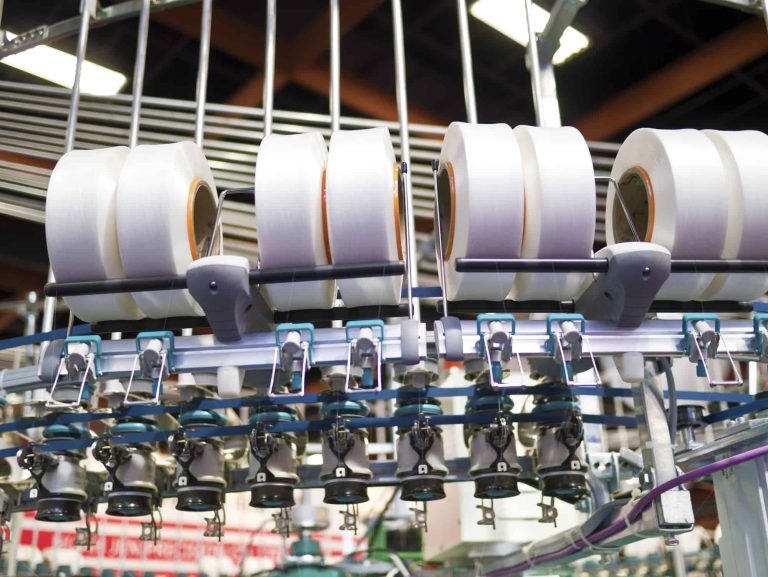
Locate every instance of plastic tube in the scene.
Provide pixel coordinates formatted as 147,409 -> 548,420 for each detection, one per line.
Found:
488,442 -> 768,575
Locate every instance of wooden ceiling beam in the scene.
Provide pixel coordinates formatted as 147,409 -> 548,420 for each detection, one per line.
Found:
154,3 -> 446,125
575,17 -> 768,140
228,0 -> 386,108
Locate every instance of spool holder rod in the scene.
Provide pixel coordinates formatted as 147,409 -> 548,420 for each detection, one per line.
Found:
595,176 -> 640,243
432,160 -> 450,317
392,0 -> 419,321
44,261 -> 406,297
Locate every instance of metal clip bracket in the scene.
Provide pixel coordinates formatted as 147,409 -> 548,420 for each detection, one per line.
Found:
476,313 -> 525,388
683,314 -> 742,387
545,314 -> 601,386
124,331 -> 175,406
46,335 -> 102,409
269,323 -> 314,397
344,319 -> 385,394
754,314 -> 768,360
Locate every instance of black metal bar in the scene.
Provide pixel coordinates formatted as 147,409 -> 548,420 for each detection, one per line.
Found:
671,260 -> 768,272
44,261 -> 406,297
456,258 -> 768,274
251,261 -> 405,284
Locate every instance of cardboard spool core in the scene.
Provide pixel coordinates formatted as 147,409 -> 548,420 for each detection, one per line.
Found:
613,166 -> 654,243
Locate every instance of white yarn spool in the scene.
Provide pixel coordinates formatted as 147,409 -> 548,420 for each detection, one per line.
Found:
511,126 -> 596,301
607,128 -> 728,301
117,141 -> 218,318
699,130 -> 768,301
46,147 -> 143,322
325,127 -> 403,308
436,122 -> 525,301
254,132 -> 335,310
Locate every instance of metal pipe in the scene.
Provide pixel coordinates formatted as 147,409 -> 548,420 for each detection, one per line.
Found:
128,0 -> 150,148
65,0 -> 94,153
455,0 -> 478,123
391,0 -> 419,321
194,0 -> 213,146
329,0 -> 341,132
43,0 -> 93,333
524,0 -> 544,126
432,161 -> 449,317
262,0 -> 277,138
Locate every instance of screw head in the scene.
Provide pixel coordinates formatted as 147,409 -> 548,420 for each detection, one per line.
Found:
642,266 -> 652,278
209,280 -> 218,292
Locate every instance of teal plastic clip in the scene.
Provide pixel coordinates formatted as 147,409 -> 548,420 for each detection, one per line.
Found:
124,331 -> 176,406
682,314 -> 741,386
545,314 -> 601,386
271,323 -> 315,396
476,313 -> 524,388
46,335 -> 103,409
344,320 -> 386,392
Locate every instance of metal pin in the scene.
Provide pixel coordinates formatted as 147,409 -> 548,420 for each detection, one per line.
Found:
595,176 -> 640,242
524,0 -> 544,127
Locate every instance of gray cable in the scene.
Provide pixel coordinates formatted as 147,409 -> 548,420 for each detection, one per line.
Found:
660,357 -> 678,441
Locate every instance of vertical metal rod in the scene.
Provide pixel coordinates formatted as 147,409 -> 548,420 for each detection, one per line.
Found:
262,0 -> 277,138
432,161 -> 449,317
65,0 -> 93,154
329,0 -> 341,132
391,0 -> 419,322
43,0 -> 93,333
128,0 -> 150,148
456,0 -> 478,123
194,0 -> 213,147
525,0 -> 544,126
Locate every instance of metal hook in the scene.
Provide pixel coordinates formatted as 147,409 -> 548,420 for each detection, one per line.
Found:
272,508 -> 291,539
74,511 -> 98,550
476,500 -> 496,530
537,496 -> 558,527
124,332 -> 175,406
339,504 -> 359,534
344,320 -> 385,394
204,508 -> 225,541
683,314 -> 743,387
477,314 -> 526,388
410,501 -> 428,532
140,504 -> 163,545
46,336 -> 102,410
546,315 -> 601,387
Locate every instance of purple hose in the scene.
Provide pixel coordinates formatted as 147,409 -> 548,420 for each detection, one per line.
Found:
488,443 -> 768,576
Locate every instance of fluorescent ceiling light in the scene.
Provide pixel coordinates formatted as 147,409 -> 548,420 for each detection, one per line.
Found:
1,32 -> 127,96
470,0 -> 590,65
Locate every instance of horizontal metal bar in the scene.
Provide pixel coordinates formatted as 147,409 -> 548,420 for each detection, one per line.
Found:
457,258 -> 768,274
44,261 -> 405,297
